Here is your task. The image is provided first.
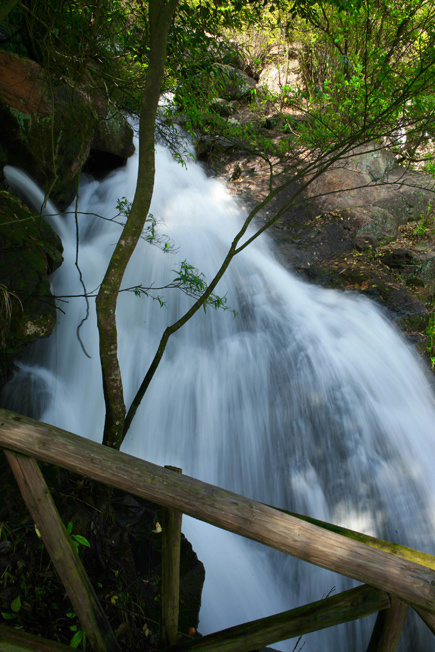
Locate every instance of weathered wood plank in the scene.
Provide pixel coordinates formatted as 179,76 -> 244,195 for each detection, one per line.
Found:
161,584 -> 390,651
0,625 -> 72,651
366,596 -> 408,651
0,409 -> 435,614
415,606 -> 435,635
5,451 -> 120,652
160,466 -> 183,647
269,506 -> 435,571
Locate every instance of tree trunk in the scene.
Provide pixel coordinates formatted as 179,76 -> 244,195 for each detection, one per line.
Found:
96,0 -> 179,450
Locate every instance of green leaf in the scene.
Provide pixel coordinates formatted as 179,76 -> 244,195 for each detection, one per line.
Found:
67,522 -> 73,534
1,612 -> 17,620
72,535 -> 91,548
11,596 -> 21,613
70,630 -> 83,648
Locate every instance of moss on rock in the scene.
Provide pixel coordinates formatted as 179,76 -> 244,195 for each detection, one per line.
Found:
0,191 -> 62,377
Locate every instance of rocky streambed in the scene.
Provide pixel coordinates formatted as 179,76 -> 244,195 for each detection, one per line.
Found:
204,131 -> 435,372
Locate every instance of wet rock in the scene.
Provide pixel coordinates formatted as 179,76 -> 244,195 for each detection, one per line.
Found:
0,191 -> 62,383
91,108 -> 135,160
0,51 -> 134,209
421,257 -> 435,290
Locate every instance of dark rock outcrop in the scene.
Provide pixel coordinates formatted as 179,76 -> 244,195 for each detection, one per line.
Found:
0,51 -> 134,209
0,49 -> 135,373
0,191 -> 63,387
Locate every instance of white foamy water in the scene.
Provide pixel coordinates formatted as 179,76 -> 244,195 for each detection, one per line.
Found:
3,143 -> 435,650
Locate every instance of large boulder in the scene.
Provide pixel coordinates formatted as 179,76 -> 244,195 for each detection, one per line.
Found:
257,59 -> 301,98
351,206 -> 400,245
0,51 -> 134,209
338,143 -> 396,181
303,145 -> 435,239
213,64 -> 257,101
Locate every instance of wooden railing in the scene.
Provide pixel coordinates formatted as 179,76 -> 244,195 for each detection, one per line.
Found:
0,407 -> 434,651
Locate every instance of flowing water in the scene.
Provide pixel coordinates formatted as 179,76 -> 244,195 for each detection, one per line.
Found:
2,140 -> 435,650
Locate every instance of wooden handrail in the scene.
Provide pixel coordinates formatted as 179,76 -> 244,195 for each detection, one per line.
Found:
0,408 -> 434,615
161,584 -> 390,651
269,506 -> 435,571
0,624 -> 72,651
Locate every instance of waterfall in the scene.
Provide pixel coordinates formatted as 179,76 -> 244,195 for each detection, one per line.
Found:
2,140 -> 435,651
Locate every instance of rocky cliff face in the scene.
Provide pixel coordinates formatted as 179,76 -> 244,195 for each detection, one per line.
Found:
0,51 -> 135,209
0,51 -> 135,384
0,191 -> 63,388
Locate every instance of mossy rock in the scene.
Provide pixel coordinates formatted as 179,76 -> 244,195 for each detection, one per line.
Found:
398,313 -> 430,332
213,64 -> 256,101
0,53 -> 135,210
92,109 -> 135,159
355,207 -> 399,245
0,98 -> 94,210
0,191 -> 62,371
421,258 -> 435,290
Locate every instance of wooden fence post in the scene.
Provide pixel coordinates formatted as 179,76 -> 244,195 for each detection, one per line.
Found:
5,451 -> 120,652
366,596 -> 408,651
160,466 -> 183,647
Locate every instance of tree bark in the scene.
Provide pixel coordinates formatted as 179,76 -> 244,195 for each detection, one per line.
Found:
96,0 -> 179,450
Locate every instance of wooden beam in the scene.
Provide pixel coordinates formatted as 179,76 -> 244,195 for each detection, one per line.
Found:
414,607 -> 435,635
161,584 -> 390,651
366,596 -> 408,651
5,451 -> 120,652
0,625 -> 72,651
160,466 -> 183,647
270,506 -> 435,571
0,409 -> 435,614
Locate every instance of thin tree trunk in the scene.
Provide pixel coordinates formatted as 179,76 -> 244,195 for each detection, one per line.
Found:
96,0 -> 179,450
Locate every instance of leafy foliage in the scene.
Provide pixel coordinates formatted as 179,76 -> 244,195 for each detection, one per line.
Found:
66,521 -> 91,556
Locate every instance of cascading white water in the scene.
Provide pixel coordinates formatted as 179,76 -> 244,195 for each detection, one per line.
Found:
3,139 -> 435,650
